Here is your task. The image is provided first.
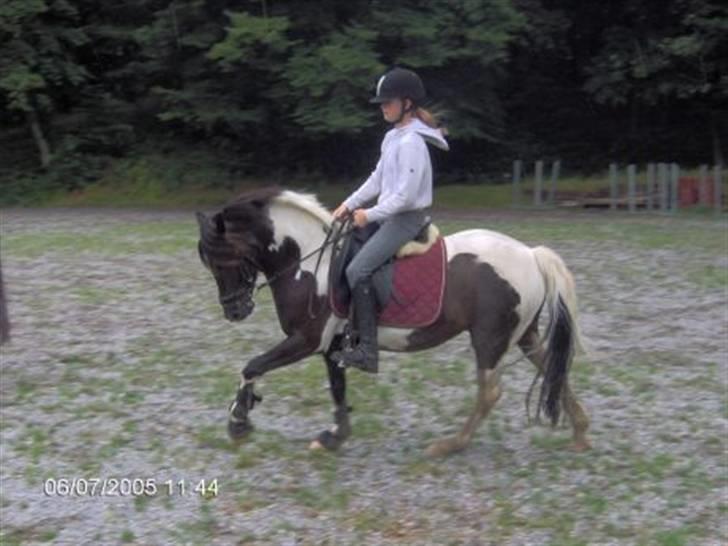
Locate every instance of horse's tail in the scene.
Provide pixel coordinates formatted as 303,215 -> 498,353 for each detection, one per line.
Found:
531,246 -> 584,426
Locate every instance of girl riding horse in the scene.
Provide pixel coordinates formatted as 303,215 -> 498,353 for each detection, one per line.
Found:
332,67 -> 449,373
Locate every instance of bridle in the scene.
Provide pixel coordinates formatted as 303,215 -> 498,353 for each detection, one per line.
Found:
226,216 -> 354,318
254,216 -> 353,292
218,257 -> 259,307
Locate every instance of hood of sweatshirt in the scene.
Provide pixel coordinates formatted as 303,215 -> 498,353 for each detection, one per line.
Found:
404,118 -> 449,151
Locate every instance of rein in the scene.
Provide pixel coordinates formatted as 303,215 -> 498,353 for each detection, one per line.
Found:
255,216 -> 354,318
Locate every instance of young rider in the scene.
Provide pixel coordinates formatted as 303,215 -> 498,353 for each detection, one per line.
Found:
332,67 -> 449,373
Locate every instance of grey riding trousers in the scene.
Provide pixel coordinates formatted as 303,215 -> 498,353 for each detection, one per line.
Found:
345,208 -> 430,289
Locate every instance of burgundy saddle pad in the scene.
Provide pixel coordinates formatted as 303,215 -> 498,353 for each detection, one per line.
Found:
330,237 -> 447,329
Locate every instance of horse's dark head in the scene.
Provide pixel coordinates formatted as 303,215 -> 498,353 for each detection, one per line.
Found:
196,197 -> 274,321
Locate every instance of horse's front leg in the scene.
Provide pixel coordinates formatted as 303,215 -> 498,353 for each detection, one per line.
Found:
228,332 -> 317,441
310,335 -> 351,451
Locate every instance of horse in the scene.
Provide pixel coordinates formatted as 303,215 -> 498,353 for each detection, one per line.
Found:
196,187 -> 591,457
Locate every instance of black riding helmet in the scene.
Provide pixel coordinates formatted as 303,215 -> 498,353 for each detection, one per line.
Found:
370,68 -> 426,105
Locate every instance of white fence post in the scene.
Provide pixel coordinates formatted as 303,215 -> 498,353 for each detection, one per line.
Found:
646,163 -> 655,211
549,160 -> 560,207
534,160 -> 543,207
627,164 -> 636,213
670,163 -> 680,213
609,163 -> 618,210
512,159 -> 522,208
658,163 -> 669,213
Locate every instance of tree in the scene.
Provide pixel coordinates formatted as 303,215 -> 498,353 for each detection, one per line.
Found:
0,0 -> 89,167
583,0 -> 728,164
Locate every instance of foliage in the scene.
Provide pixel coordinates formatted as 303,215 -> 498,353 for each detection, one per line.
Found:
0,0 -> 88,115
0,0 -> 726,198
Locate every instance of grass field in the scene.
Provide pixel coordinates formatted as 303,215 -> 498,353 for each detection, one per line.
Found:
5,151 -> 724,211
1,206 -> 726,545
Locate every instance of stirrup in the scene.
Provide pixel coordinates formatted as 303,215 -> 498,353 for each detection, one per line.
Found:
337,344 -> 378,373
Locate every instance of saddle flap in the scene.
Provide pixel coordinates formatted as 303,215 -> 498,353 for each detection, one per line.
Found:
329,223 -> 383,311
331,235 -> 447,329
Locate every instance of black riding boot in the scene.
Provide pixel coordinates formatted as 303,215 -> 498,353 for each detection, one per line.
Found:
339,279 -> 379,373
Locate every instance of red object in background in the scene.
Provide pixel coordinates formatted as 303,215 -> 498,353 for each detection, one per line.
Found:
678,177 -> 715,206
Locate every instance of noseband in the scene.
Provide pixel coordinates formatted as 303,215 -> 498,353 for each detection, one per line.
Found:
219,258 -> 258,306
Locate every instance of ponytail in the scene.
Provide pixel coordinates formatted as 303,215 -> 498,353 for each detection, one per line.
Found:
415,107 -> 447,135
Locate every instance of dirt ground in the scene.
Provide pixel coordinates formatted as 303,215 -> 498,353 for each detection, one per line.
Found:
0,207 -> 726,546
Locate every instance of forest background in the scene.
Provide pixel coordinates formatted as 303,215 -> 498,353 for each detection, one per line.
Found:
1,0 -> 726,205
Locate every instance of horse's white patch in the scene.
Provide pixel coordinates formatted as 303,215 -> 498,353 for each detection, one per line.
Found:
268,193 -> 333,297
295,269 -> 302,281
445,230 -> 546,348
268,242 -> 278,252
378,326 -> 414,351
317,315 -> 346,353
275,190 -> 334,225
230,377 -> 256,416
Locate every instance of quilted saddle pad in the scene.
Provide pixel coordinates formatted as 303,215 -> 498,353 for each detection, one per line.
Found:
330,237 -> 447,329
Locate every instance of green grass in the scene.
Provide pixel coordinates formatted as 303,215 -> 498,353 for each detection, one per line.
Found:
7,152 -> 724,211
440,215 -> 727,254
196,424 -> 240,453
168,504 -> 218,544
529,432 -> 572,451
690,263 -> 728,289
1,221 -> 197,258
652,526 -> 701,546
1,199 -> 725,546
231,430 -> 294,470
14,427 -> 49,465
285,483 -> 351,512
434,184 -> 513,208
632,453 -> 674,480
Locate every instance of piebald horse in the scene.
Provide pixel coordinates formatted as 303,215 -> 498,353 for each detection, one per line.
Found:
196,188 -> 591,456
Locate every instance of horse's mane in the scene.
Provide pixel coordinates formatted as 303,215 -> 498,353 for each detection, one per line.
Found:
225,187 -> 332,226
273,190 -> 333,226
226,186 -> 282,211
201,188 -> 332,264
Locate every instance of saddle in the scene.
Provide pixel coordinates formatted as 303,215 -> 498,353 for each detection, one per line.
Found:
329,221 -> 447,329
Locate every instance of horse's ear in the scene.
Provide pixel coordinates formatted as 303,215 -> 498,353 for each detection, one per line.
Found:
195,212 -> 207,231
212,212 -> 225,234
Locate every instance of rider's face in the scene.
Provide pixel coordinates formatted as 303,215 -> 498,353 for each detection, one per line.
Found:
380,98 -> 410,123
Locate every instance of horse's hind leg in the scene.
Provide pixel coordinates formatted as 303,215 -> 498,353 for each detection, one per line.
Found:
425,338 -> 506,458
518,325 -> 591,451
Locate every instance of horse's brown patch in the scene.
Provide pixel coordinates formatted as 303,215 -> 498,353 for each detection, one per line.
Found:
405,253 -> 521,359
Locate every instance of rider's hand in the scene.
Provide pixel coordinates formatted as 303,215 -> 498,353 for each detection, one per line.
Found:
333,203 -> 350,220
352,209 -> 368,228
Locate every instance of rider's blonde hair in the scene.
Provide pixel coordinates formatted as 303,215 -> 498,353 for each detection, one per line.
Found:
415,107 -> 447,135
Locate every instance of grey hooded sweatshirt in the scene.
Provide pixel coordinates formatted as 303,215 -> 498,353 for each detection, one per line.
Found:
344,118 -> 449,224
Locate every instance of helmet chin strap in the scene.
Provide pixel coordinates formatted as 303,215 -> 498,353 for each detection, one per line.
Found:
393,98 -> 416,125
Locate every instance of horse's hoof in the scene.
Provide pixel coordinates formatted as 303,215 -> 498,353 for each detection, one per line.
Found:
425,436 -> 464,458
571,438 -> 592,452
310,430 -> 345,451
228,419 -> 254,441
